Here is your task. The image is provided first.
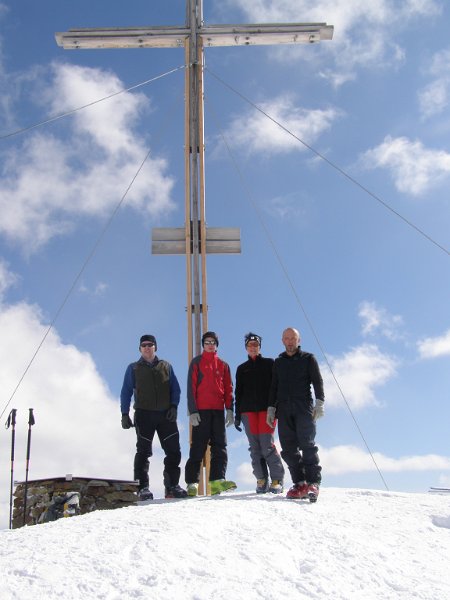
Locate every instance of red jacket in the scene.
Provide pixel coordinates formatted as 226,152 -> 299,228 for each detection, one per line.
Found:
187,351 -> 234,412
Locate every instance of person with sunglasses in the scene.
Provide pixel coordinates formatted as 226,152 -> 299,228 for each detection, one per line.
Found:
120,334 -> 187,501
235,332 -> 285,494
184,331 -> 236,496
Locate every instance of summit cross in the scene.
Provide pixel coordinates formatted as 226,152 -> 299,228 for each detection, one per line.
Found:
56,0 -> 333,496
56,0 -> 333,360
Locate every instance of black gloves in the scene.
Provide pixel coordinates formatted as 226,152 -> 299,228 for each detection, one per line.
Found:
121,414 -> 133,429
234,417 -> 242,432
166,406 -> 178,422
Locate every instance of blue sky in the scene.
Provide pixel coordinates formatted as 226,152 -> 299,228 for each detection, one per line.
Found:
0,0 -> 449,524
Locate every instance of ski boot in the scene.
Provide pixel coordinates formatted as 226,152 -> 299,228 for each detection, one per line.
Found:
165,485 -> 188,499
286,481 -> 308,500
256,478 -> 269,494
186,483 -> 199,497
138,487 -> 154,501
269,480 -> 283,494
307,483 -> 320,503
209,479 -> 237,495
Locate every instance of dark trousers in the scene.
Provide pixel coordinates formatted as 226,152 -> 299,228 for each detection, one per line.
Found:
134,409 -> 181,490
276,401 -> 322,485
185,410 -> 228,483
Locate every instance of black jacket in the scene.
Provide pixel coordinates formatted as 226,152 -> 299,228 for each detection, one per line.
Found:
269,348 -> 324,415
235,355 -> 274,419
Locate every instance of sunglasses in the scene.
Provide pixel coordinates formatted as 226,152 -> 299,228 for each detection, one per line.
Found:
141,342 -> 155,348
203,340 -> 216,346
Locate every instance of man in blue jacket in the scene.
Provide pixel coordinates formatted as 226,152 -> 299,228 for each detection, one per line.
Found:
267,328 -> 325,502
120,334 -> 187,500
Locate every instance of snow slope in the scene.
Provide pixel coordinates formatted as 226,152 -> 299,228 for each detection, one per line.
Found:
1,488 -> 449,600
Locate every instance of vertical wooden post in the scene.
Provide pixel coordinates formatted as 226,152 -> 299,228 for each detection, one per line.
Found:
197,35 -> 211,492
184,41 -> 193,366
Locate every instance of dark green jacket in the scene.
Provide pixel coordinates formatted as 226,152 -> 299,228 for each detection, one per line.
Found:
120,357 -> 180,413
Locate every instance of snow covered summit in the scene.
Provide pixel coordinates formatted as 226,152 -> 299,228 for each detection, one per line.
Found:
1,487 -> 449,599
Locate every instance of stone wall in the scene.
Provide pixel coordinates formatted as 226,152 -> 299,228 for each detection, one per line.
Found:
13,476 -> 139,529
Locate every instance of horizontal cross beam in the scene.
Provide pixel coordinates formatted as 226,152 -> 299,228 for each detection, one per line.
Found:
55,23 -> 333,50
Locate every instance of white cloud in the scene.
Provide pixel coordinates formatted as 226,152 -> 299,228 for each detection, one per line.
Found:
265,191 -> 313,222
0,259 -> 18,298
417,328 -> 450,359
0,272 -> 132,526
419,78 -> 449,119
226,94 -> 339,156
47,63 -> 146,155
0,263 -> 181,528
224,0 -> 440,29
360,135 -> 450,195
223,0 -> 441,85
235,445 -> 450,484
79,281 -> 109,297
321,444 -> 450,475
418,47 -> 450,119
323,343 -> 398,409
235,461 -> 254,486
0,63 -> 176,252
0,300 -> 131,477
93,282 -> 108,296
358,301 -> 404,340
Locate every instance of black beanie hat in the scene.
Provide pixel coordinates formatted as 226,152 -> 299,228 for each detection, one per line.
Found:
140,334 -> 157,350
202,331 -> 219,347
245,332 -> 262,347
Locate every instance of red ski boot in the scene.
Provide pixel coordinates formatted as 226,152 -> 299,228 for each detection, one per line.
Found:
286,481 -> 308,499
307,483 -> 320,503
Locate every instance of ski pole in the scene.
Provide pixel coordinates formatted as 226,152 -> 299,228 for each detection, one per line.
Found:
22,408 -> 35,527
5,409 -> 17,530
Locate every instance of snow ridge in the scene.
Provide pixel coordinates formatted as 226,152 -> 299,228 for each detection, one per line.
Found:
1,488 -> 449,600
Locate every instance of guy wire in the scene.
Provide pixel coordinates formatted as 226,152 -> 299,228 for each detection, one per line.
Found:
206,95 -> 390,492
0,82 -> 185,420
205,67 -> 449,258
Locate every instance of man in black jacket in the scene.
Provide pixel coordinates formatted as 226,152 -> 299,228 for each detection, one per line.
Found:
235,333 -> 285,494
267,328 -> 325,502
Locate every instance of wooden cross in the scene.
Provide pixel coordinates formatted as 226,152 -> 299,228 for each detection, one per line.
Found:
56,2 -> 333,495
56,0 -> 333,360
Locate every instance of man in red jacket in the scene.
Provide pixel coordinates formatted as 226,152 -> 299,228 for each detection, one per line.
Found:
185,331 -> 237,496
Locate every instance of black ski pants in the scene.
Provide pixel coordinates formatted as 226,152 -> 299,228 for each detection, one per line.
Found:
185,409 -> 228,483
276,401 -> 322,485
134,408 -> 182,490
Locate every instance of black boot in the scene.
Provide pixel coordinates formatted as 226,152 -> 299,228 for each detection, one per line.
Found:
165,484 -> 188,498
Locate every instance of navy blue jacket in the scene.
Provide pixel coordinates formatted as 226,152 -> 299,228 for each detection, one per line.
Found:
269,347 -> 324,415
